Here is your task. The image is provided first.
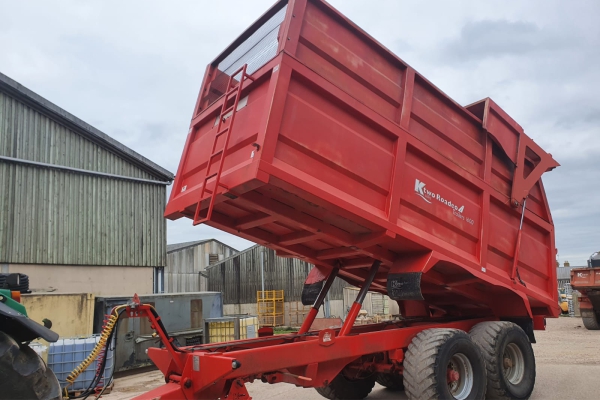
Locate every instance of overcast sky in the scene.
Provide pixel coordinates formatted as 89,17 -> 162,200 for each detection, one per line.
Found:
1,0 -> 598,266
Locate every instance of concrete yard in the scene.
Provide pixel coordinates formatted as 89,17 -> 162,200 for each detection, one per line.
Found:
104,317 -> 600,399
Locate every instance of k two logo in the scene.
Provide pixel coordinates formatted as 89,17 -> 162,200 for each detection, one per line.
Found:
414,178 -> 465,214
414,179 -> 431,204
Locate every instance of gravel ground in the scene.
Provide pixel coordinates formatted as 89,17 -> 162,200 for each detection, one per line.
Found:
103,317 -> 600,399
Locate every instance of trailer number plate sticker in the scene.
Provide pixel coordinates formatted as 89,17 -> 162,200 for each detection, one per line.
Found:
193,355 -> 200,371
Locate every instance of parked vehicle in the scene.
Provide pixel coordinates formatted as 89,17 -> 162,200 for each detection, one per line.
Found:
0,273 -> 61,400
570,252 -> 600,330
558,291 -> 570,314
135,0 -> 560,398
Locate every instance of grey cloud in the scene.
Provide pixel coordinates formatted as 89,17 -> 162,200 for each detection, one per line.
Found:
545,155 -> 600,264
442,19 -> 571,62
144,123 -> 171,142
555,108 -> 600,130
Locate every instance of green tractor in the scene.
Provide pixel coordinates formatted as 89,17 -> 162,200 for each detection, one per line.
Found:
0,273 -> 61,400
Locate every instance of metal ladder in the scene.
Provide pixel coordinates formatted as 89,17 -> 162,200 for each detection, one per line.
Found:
193,64 -> 254,226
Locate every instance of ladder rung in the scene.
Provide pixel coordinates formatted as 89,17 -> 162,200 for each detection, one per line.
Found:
230,65 -> 245,78
205,172 -> 217,181
244,75 -> 255,81
202,182 -> 228,196
216,127 -> 229,137
232,65 -> 250,77
222,105 -> 235,115
211,149 -> 223,158
226,87 -> 238,96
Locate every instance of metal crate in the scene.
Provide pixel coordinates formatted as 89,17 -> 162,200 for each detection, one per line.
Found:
46,334 -> 115,391
204,315 -> 258,344
257,290 -> 284,327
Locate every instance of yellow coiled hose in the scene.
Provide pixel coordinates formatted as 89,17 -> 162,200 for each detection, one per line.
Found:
65,305 -> 127,388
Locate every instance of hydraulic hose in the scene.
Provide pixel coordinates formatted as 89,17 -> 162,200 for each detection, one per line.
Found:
64,301 -> 182,399
65,305 -> 126,387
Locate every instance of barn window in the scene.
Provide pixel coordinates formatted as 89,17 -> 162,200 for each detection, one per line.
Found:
209,254 -> 219,265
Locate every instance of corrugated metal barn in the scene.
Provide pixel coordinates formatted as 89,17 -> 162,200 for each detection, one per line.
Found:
556,265 -> 581,291
166,239 -> 238,293
207,245 -> 400,325
0,72 -> 173,295
207,244 -> 345,305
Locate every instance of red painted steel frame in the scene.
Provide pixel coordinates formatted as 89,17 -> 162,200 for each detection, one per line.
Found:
129,299 -> 492,400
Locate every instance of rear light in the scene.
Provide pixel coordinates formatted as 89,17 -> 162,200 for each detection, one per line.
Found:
11,291 -> 21,303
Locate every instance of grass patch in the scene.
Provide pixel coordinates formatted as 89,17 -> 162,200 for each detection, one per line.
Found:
273,327 -> 297,335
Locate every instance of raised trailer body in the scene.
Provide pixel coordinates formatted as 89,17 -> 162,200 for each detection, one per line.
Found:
152,0 -> 559,398
166,0 -> 558,322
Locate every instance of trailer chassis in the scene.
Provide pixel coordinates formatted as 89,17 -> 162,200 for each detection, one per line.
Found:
125,261 -> 494,399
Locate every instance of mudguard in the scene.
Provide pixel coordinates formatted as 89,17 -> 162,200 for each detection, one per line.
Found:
0,301 -> 58,343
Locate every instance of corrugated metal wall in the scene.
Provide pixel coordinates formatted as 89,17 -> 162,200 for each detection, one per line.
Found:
207,245 -> 346,304
0,92 -> 157,179
166,241 -> 238,293
0,86 -> 168,266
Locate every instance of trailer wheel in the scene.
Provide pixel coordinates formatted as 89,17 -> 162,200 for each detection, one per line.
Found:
315,372 -> 376,400
404,329 -> 486,400
0,331 -> 61,400
582,310 -> 600,330
470,321 -> 535,399
376,372 -> 404,390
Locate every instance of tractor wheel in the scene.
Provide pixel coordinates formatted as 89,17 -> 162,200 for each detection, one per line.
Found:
315,372 -> 376,400
404,328 -> 486,400
0,331 -> 61,400
376,372 -> 404,390
470,321 -> 536,400
582,310 -> 600,330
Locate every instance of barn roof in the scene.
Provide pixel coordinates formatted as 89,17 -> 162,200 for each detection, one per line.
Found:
0,71 -> 173,181
167,239 -> 239,254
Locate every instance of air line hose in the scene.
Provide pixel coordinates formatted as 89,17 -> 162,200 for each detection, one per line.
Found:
65,305 -> 126,387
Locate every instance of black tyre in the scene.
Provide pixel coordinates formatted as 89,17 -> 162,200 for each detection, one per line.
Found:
404,328 -> 486,400
0,331 -> 61,400
470,321 -> 535,400
315,372 -> 376,400
376,372 -> 404,391
581,310 -> 600,330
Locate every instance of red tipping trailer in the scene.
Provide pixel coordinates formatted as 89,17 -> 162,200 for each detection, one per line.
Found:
148,0 -> 560,398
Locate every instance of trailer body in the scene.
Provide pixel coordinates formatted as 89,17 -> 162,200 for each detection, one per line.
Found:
166,0 -> 558,321
154,0 -> 560,398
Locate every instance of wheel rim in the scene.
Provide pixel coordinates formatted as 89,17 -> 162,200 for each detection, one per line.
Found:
447,353 -> 474,400
503,343 -> 525,384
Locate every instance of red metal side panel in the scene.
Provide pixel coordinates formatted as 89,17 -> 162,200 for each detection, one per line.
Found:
409,77 -> 485,178
294,1 -> 404,122
273,73 -> 395,214
571,268 -> 600,289
399,145 -> 482,259
165,0 -> 559,320
167,68 -> 276,218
